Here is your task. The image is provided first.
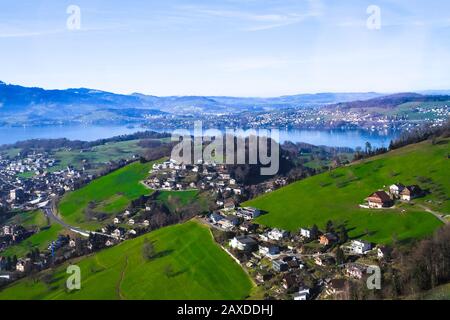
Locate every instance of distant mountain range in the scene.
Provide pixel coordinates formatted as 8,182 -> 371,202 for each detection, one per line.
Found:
0,81 -> 449,125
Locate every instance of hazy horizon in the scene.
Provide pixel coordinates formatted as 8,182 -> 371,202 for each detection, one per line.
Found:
1,0 -> 450,97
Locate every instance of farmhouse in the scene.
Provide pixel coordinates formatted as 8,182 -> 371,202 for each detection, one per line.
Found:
389,183 -> 405,198
400,185 -> 423,201
365,191 -> 393,208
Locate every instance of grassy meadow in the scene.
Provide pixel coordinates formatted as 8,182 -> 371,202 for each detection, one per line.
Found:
244,138 -> 450,244
58,160 -> 159,229
0,221 -> 253,300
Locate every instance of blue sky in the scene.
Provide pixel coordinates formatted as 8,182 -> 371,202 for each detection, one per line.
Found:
1,0 -> 449,96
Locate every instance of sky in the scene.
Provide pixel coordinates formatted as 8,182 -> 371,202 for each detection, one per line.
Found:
0,0 -> 450,97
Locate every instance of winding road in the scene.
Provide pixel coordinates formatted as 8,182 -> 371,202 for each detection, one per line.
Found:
43,206 -> 116,238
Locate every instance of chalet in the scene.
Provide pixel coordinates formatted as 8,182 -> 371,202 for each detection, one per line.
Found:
127,219 -> 135,226
389,183 -> 405,198
350,240 -> 372,255
143,220 -> 150,227
229,236 -> 257,252
365,191 -> 393,208
113,217 -> 121,224
400,185 -> 423,201
319,233 -> 338,246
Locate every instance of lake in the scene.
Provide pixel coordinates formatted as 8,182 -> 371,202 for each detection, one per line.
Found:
1,124 -> 398,149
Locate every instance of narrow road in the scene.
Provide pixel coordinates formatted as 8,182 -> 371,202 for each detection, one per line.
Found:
43,206 -> 116,238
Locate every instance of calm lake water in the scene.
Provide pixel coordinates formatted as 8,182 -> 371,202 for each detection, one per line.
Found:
1,125 -> 398,149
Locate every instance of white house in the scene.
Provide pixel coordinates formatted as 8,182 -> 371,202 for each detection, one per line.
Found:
268,228 -> 288,241
300,228 -> 311,239
351,240 -> 372,255
229,236 -> 257,252
294,287 -> 310,300
389,183 -> 405,197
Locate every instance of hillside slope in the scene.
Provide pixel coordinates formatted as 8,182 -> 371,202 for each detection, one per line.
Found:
0,221 -> 253,300
245,138 -> 450,244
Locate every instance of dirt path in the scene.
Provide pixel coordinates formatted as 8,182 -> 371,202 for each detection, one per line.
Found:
418,204 -> 448,224
116,256 -> 129,300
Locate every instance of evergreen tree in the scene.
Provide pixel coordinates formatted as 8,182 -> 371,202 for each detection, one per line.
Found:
336,247 -> 345,265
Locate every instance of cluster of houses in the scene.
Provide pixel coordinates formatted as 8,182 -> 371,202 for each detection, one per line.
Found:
364,183 -> 424,209
206,208 -> 393,300
0,225 -> 34,252
0,151 -> 91,211
145,159 -> 244,198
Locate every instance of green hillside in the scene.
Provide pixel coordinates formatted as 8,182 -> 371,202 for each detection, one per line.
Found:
245,138 -> 450,244
0,221 -> 253,300
58,160 -> 161,229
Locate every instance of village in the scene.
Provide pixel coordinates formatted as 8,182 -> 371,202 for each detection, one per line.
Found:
0,151 -> 91,211
202,203 -> 393,300
0,156 -> 440,300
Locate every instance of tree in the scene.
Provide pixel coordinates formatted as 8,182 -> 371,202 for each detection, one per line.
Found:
335,247 -> 345,265
326,220 -> 334,233
338,226 -> 349,244
142,239 -> 155,261
365,141 -> 372,154
310,224 -> 319,240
